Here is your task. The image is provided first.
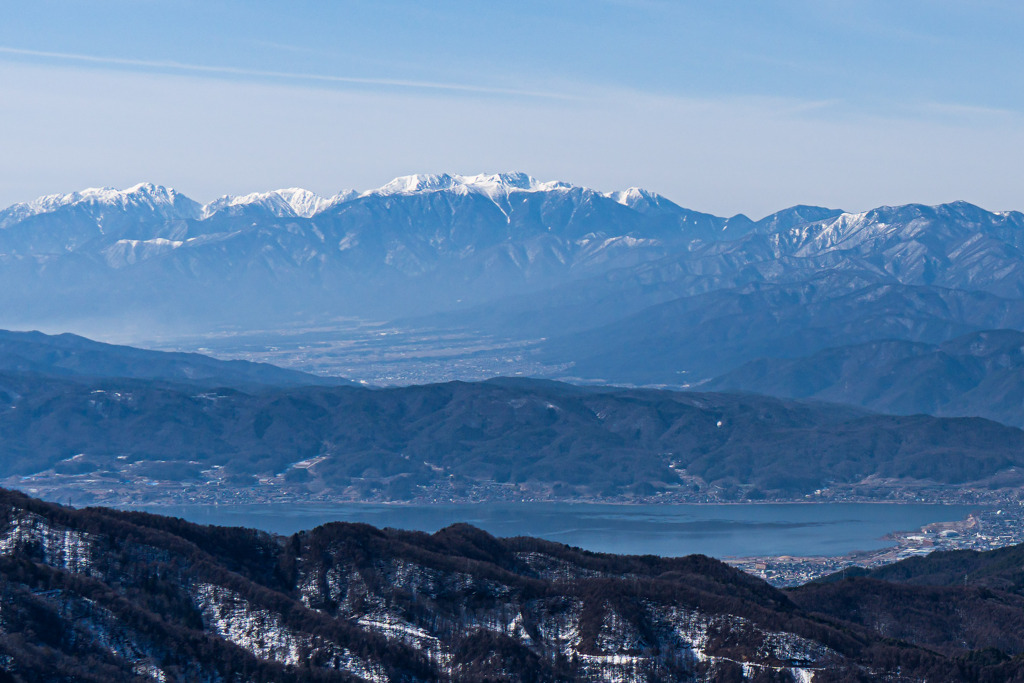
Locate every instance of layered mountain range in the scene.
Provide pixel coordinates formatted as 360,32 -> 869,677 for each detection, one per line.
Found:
2,487 -> 1024,682
524,202 -> 1024,384
3,330 -> 1024,505
5,174 -> 1024,428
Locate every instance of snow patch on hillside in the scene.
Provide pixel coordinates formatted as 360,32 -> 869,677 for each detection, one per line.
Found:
103,238 -> 184,268
191,582 -> 390,682
0,509 -> 94,574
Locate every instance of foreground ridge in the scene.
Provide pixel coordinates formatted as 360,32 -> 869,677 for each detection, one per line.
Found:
1,487 -> 1023,681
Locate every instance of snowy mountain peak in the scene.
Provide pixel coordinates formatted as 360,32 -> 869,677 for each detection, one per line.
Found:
365,172 -> 574,200
606,187 -> 660,208
370,173 -> 460,195
272,188 -> 341,218
0,183 -> 198,228
30,183 -> 184,211
198,188 -> 358,219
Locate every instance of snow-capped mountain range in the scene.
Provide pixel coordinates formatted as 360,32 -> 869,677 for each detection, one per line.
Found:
0,173 -> 658,226
3,172 -> 1024,391
0,172 -> 791,325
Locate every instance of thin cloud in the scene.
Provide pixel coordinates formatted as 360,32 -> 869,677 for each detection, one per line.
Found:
2,59 -> 1022,217
914,101 -> 1020,120
0,45 -> 572,100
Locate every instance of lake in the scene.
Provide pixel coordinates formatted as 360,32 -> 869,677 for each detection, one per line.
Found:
124,501 -> 980,558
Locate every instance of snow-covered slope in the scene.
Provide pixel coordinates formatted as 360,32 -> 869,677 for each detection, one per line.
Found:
751,201 -> 1024,297
3,487 -> 1011,681
0,182 -> 201,229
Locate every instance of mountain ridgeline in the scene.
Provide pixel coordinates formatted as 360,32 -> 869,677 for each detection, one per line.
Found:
3,487 -> 1024,682
0,329 -> 345,389
705,329 -> 1024,429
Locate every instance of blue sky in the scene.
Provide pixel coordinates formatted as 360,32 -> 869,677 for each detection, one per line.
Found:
1,1 -> 1022,216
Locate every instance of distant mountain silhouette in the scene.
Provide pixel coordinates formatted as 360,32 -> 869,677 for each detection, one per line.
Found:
535,279 -> 1024,384
2,337 -> 1023,501
0,328 -> 346,388
706,329 -> 1024,428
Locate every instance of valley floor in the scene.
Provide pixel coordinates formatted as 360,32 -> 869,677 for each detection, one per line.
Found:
139,321 -> 572,387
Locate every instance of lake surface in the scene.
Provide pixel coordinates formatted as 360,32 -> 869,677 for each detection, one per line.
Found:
125,502 -> 980,558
